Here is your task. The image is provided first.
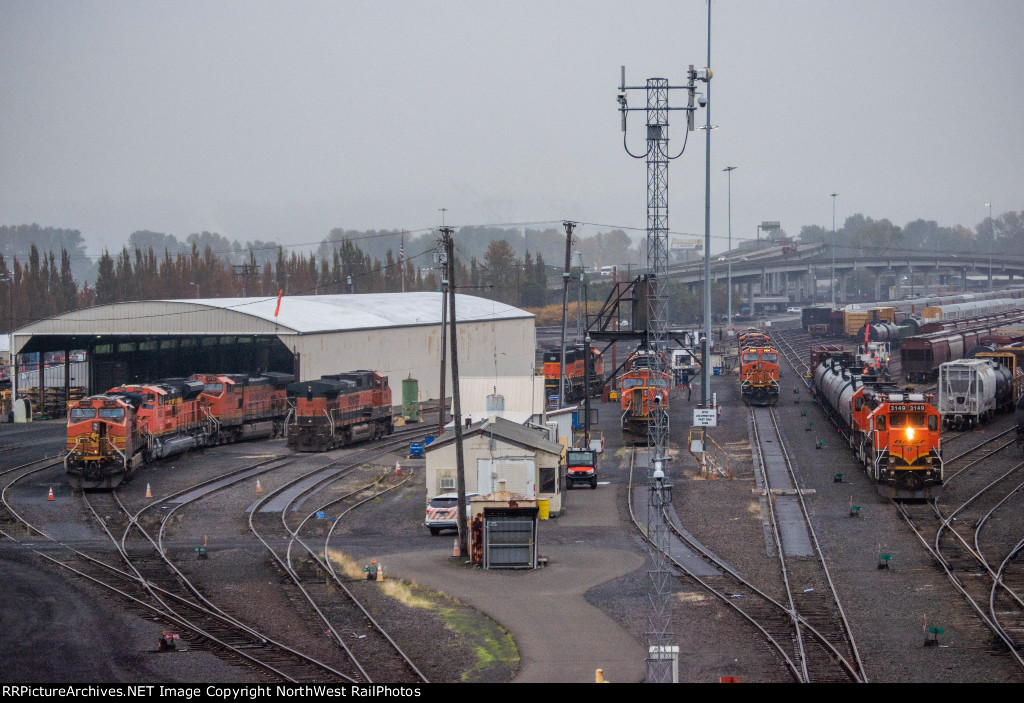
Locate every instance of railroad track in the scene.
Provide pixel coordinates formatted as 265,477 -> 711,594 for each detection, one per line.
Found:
3,451 -> 357,682
626,446 -> 864,683
749,405 -> 867,682
774,328 -> 814,384
79,456 -> 357,682
894,427 -> 1024,670
249,432 -> 432,684
0,457 -> 64,539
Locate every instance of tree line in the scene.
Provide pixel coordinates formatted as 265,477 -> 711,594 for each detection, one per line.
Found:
1,209 -> 1019,332
0,234 -> 558,333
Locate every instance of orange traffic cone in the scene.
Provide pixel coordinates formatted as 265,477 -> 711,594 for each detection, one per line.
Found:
395,461 -> 402,475
146,483 -> 152,498
47,486 -> 54,501
256,478 -> 262,494
452,539 -> 460,557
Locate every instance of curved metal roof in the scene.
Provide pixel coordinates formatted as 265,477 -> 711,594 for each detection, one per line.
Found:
17,292 -> 532,337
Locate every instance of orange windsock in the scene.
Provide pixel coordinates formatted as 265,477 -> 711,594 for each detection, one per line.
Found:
274,289 -> 283,317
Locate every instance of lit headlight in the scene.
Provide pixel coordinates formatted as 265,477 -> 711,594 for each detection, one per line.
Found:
905,427 -> 915,440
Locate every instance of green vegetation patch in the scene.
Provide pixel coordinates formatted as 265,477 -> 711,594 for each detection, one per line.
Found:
436,604 -> 519,683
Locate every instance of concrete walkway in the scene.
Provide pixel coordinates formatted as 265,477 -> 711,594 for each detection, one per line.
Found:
383,484 -> 646,683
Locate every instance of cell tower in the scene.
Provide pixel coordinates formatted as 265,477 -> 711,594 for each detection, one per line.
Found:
618,64 -> 709,683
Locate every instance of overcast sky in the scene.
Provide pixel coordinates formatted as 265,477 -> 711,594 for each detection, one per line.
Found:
2,1 -> 1022,259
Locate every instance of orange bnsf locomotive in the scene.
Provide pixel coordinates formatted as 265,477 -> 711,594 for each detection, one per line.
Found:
738,328 -> 780,406
618,349 -> 670,438
66,378 -> 212,490
543,346 -> 604,406
812,349 -> 943,499
286,370 -> 393,451
193,372 -> 293,443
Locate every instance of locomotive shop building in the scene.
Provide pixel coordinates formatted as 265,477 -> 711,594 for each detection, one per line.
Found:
10,292 -> 535,400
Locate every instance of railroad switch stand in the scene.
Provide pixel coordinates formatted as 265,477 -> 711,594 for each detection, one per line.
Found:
364,560 -> 378,581
195,546 -> 208,560
878,553 -> 892,570
925,626 -> 943,647
834,473 -> 844,483
158,631 -> 180,652
849,504 -> 861,518
805,421 -> 814,432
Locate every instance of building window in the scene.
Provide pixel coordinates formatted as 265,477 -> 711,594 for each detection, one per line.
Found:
540,465 -> 555,493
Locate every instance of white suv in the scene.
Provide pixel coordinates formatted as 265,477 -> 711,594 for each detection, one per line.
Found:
425,492 -> 480,535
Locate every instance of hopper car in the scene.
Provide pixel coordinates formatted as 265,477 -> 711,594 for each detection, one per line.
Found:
936,358 -> 1013,429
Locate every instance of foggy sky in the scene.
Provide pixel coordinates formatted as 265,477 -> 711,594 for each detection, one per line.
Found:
2,0 -> 1022,259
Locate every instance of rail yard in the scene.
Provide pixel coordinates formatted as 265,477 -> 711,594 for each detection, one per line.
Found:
2,305 -> 1024,683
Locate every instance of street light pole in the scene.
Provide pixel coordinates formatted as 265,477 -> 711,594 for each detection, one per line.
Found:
986,202 -> 995,292
723,166 -> 736,330
830,193 -> 839,308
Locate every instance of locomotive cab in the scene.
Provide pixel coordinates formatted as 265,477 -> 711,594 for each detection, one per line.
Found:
65,396 -> 140,490
865,393 -> 943,499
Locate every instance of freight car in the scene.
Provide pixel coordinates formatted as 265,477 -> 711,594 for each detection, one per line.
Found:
901,318 -> 1024,382
618,349 -> 670,438
812,351 -> 943,500
543,345 -> 604,406
1017,394 -> 1024,451
286,370 -> 393,452
922,298 -> 1024,321
801,306 -> 833,332
936,359 -> 1014,429
66,377 -> 214,490
842,306 -> 895,337
854,322 -> 916,349
738,328 -> 780,405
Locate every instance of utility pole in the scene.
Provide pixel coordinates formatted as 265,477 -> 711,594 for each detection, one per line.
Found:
437,240 -> 449,437
723,166 -> 737,331
559,221 -> 575,408
831,193 -> 839,308
986,202 -> 995,292
618,38 -> 709,681
233,263 -> 255,297
443,227 -> 470,558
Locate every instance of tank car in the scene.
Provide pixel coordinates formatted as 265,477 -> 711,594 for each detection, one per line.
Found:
618,349 -> 670,439
936,358 -> 1013,429
286,370 -> 393,451
65,378 -> 213,490
812,352 -> 943,500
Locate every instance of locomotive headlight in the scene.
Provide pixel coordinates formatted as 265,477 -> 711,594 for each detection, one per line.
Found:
905,427 -> 915,440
